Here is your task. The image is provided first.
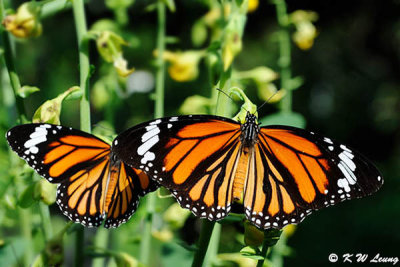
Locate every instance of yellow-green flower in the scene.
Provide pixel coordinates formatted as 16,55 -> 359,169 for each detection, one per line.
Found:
2,2 -> 42,38
32,87 -> 80,124
94,30 -> 134,77
179,95 -> 211,114
290,10 -> 318,50
152,228 -> 173,242
163,203 -> 191,229
158,50 -> 205,82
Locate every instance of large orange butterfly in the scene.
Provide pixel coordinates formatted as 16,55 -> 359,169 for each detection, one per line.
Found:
113,113 -> 383,229
6,124 -> 158,228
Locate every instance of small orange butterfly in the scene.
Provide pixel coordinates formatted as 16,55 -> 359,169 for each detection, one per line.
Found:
6,124 -> 158,228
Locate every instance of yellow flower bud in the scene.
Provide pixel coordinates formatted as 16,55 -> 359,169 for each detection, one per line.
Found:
179,95 -> 211,114
244,221 -> 264,246
34,179 -> 57,205
283,224 -> 297,237
113,252 -> 139,267
157,50 -> 205,82
236,66 -> 278,84
2,2 -> 42,38
248,0 -> 259,13
257,83 -> 286,103
293,21 -> 318,50
152,228 -> 174,242
163,203 -> 191,229
289,10 -> 319,50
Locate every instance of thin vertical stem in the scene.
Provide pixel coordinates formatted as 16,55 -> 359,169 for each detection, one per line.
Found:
0,0 -> 27,123
72,0 -> 91,132
39,202 -> 54,241
273,0 -> 292,113
72,0 -> 91,265
155,0 -> 166,118
203,222 -> 221,266
191,221 -> 216,267
256,239 -> 270,267
140,1 -> 166,265
1,1 -> 33,265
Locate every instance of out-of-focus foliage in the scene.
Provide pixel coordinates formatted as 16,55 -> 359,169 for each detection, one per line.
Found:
1,0 -> 399,266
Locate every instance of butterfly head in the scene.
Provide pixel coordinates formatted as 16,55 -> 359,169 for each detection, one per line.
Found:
240,112 -> 260,147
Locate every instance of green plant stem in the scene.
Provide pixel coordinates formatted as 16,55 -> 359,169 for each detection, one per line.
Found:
256,238 -> 270,267
139,1 -> 166,265
1,1 -> 33,265
203,222 -> 221,265
273,0 -> 292,113
0,0 -> 27,123
191,220 -> 216,267
92,228 -> 110,267
72,0 -> 91,132
72,0 -> 91,266
41,0 -> 71,19
155,0 -> 166,118
39,201 -> 53,241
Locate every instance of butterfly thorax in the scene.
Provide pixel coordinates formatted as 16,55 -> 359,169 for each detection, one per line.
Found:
240,113 -> 260,147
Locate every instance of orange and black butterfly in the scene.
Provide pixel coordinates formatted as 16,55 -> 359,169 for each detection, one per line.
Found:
113,113 -> 383,229
6,124 -> 159,228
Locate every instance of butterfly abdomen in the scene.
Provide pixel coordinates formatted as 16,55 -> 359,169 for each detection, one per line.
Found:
233,147 -> 251,200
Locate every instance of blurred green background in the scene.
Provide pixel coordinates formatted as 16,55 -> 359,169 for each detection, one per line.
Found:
1,0 -> 399,266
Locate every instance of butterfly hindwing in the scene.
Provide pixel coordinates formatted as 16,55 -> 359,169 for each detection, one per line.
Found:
104,163 -> 159,228
243,126 -> 383,229
56,155 -> 110,227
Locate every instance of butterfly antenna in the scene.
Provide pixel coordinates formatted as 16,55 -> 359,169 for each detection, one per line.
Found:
257,90 -> 281,111
216,88 -> 234,101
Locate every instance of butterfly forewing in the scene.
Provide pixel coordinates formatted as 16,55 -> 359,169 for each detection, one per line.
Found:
113,115 -> 243,220
6,123 -> 158,228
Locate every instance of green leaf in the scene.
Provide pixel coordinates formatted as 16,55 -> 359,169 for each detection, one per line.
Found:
207,41 -> 222,53
263,229 -> 283,247
17,85 -> 40,98
162,0 -> 176,12
287,76 -> 304,91
240,246 -> 264,260
244,221 -> 264,246
260,112 -> 306,128
18,183 -> 36,208
31,253 -> 45,267
0,238 -> 26,266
